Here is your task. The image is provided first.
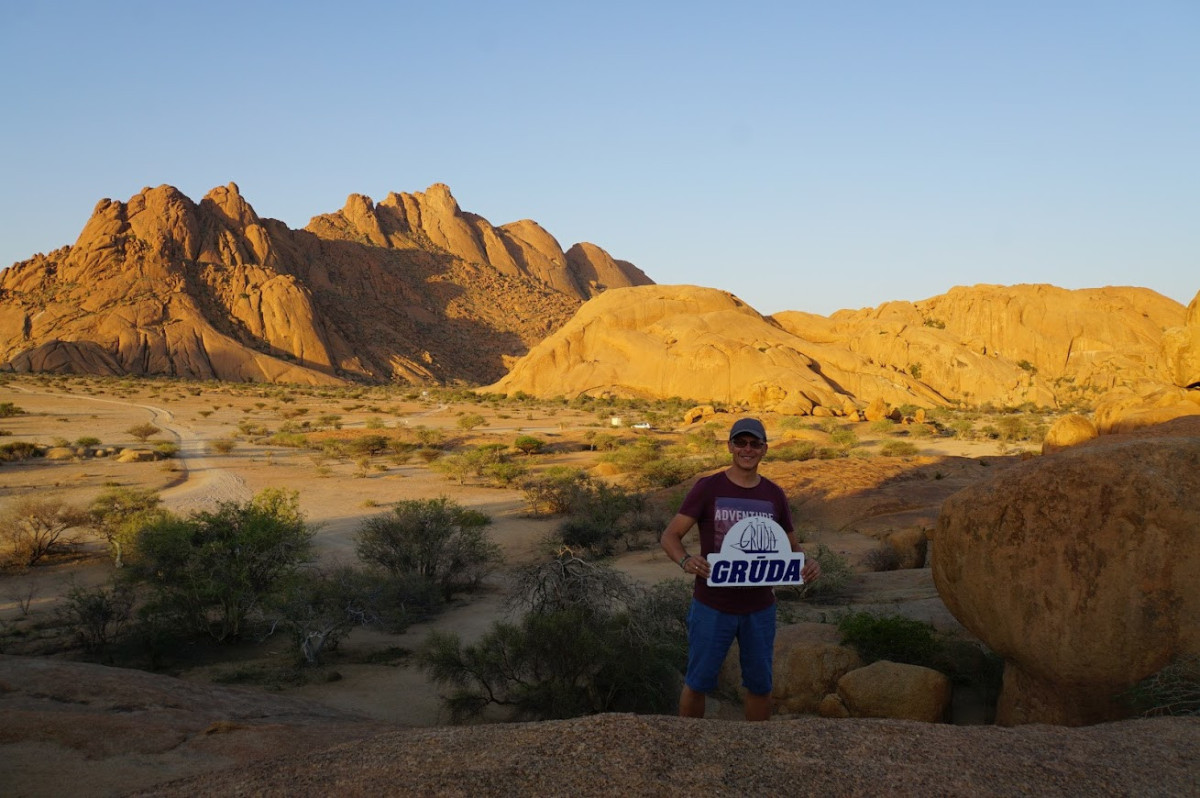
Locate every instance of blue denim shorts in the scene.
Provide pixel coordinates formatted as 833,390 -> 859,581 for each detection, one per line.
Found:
684,599 -> 776,695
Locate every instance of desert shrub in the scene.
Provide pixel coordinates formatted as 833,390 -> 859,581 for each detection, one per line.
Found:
419,555 -> 688,722
87,487 -> 164,566
57,581 -> 136,653
830,427 -> 859,450
412,426 -> 446,449
154,442 -> 179,458
456,414 -> 486,431
355,497 -> 500,600
862,544 -> 902,572
909,423 -> 935,438
0,441 -> 43,461
779,544 -> 853,601
0,402 -> 26,417
764,440 -> 816,462
879,440 -> 919,457
600,438 -> 708,489
208,438 -> 237,454
75,436 -> 102,447
554,479 -> 650,556
123,489 -> 313,642
513,435 -> 545,455
1123,655 -> 1200,717
126,423 -> 159,443
837,611 -> 940,667
268,431 -> 309,448
521,467 -> 590,516
483,460 -> 528,487
0,496 -> 89,568
869,418 -> 896,434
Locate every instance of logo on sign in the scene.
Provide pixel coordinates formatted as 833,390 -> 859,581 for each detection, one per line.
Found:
706,516 -> 804,587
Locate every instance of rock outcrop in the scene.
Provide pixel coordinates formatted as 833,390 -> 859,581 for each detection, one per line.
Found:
774,283 -> 1186,409
823,660 -> 952,722
0,183 -> 649,385
932,417 -> 1200,725
486,285 -> 947,412
1040,413 -> 1098,454
1090,289 -> 1200,433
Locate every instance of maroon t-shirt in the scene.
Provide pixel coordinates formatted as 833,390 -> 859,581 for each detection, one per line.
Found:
679,471 -> 794,614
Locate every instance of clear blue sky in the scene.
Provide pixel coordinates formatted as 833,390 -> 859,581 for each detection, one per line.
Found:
2,1 -> 1196,316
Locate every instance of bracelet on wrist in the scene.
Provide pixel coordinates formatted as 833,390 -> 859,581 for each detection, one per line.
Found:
678,553 -> 691,570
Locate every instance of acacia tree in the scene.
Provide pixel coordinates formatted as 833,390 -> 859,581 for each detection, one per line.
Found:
126,422 -> 160,443
87,487 -> 163,567
0,496 -> 89,567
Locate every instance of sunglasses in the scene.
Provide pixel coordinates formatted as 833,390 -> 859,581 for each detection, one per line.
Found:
730,438 -> 766,450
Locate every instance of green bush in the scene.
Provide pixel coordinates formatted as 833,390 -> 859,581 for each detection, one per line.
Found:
0,402 -> 26,417
355,497 -> 500,600
764,440 -> 816,462
87,486 -> 163,566
837,611 -> 940,667
513,435 -> 545,455
419,555 -> 688,722
0,441 -> 43,461
123,489 -> 313,642
521,467 -> 590,515
879,440 -> 919,457
779,544 -> 852,601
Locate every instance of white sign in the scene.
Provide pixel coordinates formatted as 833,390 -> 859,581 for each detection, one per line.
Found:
706,516 -> 805,587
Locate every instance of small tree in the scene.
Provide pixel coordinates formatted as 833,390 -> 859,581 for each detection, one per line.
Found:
124,488 -> 313,642
58,581 -> 136,653
87,487 -> 163,567
270,565 -> 383,665
0,496 -> 89,567
126,422 -> 160,443
355,497 -> 500,600
457,414 -> 487,431
513,435 -> 545,455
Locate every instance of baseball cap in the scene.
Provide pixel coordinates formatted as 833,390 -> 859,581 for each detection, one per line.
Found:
728,418 -> 767,442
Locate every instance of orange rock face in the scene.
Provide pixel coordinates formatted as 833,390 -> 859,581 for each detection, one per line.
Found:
0,183 -> 647,384
932,417 -> 1200,725
487,285 -> 947,411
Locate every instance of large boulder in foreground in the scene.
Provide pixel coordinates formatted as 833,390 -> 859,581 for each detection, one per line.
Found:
932,417 -> 1200,725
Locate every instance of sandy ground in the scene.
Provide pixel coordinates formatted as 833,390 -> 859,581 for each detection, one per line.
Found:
0,375 -> 1011,728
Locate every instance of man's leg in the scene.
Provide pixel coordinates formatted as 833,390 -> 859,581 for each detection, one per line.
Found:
679,684 -> 707,718
738,604 -> 778,722
681,600 -> 734,719
743,691 -> 771,722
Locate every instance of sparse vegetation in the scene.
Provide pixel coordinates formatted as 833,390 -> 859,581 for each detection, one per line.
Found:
837,611 -> 940,667
125,422 -> 160,443
355,497 -> 500,600
1123,655 -> 1200,717
0,496 -> 89,568
419,554 -> 689,722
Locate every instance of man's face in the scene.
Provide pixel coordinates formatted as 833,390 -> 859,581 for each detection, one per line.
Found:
727,434 -> 767,468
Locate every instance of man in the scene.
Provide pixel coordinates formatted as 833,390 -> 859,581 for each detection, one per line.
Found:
660,417 -> 820,721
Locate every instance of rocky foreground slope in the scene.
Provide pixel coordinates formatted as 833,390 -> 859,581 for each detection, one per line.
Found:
2,655 -> 1196,798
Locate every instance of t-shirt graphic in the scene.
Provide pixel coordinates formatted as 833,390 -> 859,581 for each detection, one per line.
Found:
712,497 -> 777,552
